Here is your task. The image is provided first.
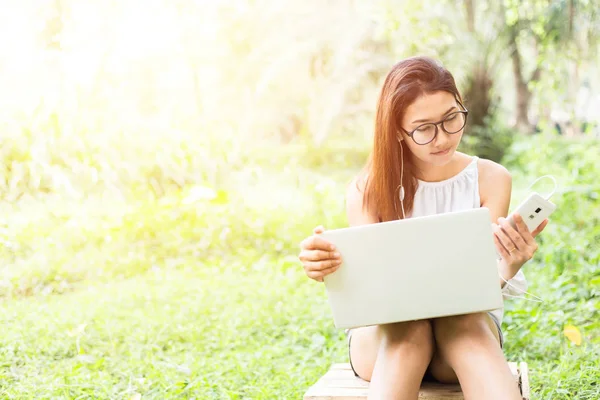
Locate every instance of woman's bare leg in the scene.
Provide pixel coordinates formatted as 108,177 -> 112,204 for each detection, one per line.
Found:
430,313 -> 522,400
350,320 -> 435,400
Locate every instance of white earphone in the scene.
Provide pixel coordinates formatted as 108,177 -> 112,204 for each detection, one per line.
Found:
395,139 -> 406,220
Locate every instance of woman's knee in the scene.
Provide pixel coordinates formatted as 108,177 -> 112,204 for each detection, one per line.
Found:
379,319 -> 434,353
350,320 -> 434,382
432,312 -> 495,344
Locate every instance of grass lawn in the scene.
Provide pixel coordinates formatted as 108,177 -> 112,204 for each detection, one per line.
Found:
0,137 -> 598,399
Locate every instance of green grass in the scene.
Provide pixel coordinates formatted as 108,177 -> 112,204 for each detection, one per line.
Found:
0,136 -> 598,399
0,264 -> 340,398
0,185 -> 346,399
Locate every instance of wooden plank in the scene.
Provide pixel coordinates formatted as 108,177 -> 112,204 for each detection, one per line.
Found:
305,384 -> 464,400
418,382 -> 463,399
304,363 -> 529,400
325,380 -> 369,389
519,362 -> 530,400
325,363 -> 521,382
305,385 -> 465,400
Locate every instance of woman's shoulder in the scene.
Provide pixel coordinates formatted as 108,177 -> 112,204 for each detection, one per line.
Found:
454,151 -> 510,179
474,156 -> 511,182
345,173 -> 367,213
471,155 -> 512,203
345,173 -> 379,225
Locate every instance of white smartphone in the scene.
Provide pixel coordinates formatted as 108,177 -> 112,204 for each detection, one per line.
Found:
507,192 -> 556,232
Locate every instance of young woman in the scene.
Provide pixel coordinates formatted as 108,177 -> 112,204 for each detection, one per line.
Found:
298,57 -> 548,400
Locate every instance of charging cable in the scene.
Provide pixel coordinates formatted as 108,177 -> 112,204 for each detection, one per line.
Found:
527,175 -> 558,201
498,272 -> 543,303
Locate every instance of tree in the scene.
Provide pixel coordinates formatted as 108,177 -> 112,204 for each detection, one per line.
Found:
502,0 -> 600,133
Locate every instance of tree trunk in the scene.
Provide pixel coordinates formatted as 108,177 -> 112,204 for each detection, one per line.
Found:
463,63 -> 492,128
462,0 -> 492,129
508,27 -> 535,133
464,0 -> 475,33
568,0 -> 575,37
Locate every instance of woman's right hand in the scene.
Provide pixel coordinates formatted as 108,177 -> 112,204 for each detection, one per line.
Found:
298,225 -> 343,282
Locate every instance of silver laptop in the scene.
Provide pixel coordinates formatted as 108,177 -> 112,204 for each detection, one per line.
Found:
321,208 -> 503,330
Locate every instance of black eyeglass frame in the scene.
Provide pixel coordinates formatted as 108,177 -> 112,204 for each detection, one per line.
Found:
399,100 -> 469,145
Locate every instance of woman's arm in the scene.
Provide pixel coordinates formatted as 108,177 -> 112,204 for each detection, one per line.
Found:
478,159 -> 548,289
478,159 -> 512,222
346,177 -> 379,227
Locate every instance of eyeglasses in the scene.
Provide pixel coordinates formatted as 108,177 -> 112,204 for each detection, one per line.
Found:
400,103 -> 469,145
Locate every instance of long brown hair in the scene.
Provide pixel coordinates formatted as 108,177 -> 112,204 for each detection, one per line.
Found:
362,56 -> 463,222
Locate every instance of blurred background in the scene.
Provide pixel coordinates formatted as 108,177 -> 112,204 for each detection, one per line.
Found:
0,0 -> 598,399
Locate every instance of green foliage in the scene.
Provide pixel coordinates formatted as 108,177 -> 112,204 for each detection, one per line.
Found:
459,116 -> 516,162
501,135 -> 600,399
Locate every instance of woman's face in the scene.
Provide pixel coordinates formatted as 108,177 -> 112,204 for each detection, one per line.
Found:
400,91 -> 465,167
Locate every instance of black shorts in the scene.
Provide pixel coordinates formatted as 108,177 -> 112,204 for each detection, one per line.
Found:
347,312 -> 504,380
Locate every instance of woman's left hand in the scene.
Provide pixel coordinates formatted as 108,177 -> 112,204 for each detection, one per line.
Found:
492,213 -> 548,274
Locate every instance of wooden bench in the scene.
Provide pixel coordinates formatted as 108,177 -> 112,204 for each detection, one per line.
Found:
304,362 -> 530,399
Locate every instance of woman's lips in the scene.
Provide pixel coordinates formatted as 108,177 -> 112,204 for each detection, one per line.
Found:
432,148 -> 451,156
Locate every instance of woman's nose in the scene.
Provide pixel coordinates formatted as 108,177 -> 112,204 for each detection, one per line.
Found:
433,128 -> 451,147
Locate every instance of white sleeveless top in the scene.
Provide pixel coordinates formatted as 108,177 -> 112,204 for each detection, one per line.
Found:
410,156 -> 527,325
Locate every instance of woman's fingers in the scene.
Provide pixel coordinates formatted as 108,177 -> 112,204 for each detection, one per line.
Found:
492,222 -> 517,251
493,214 -> 546,268
306,264 -> 341,281
300,235 -> 335,252
299,249 -> 340,262
531,218 -> 549,237
493,217 -> 539,265
313,225 -> 325,234
512,213 -> 535,245
493,233 -> 511,260
304,258 -> 342,272
498,217 -> 526,249
299,227 -> 343,282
